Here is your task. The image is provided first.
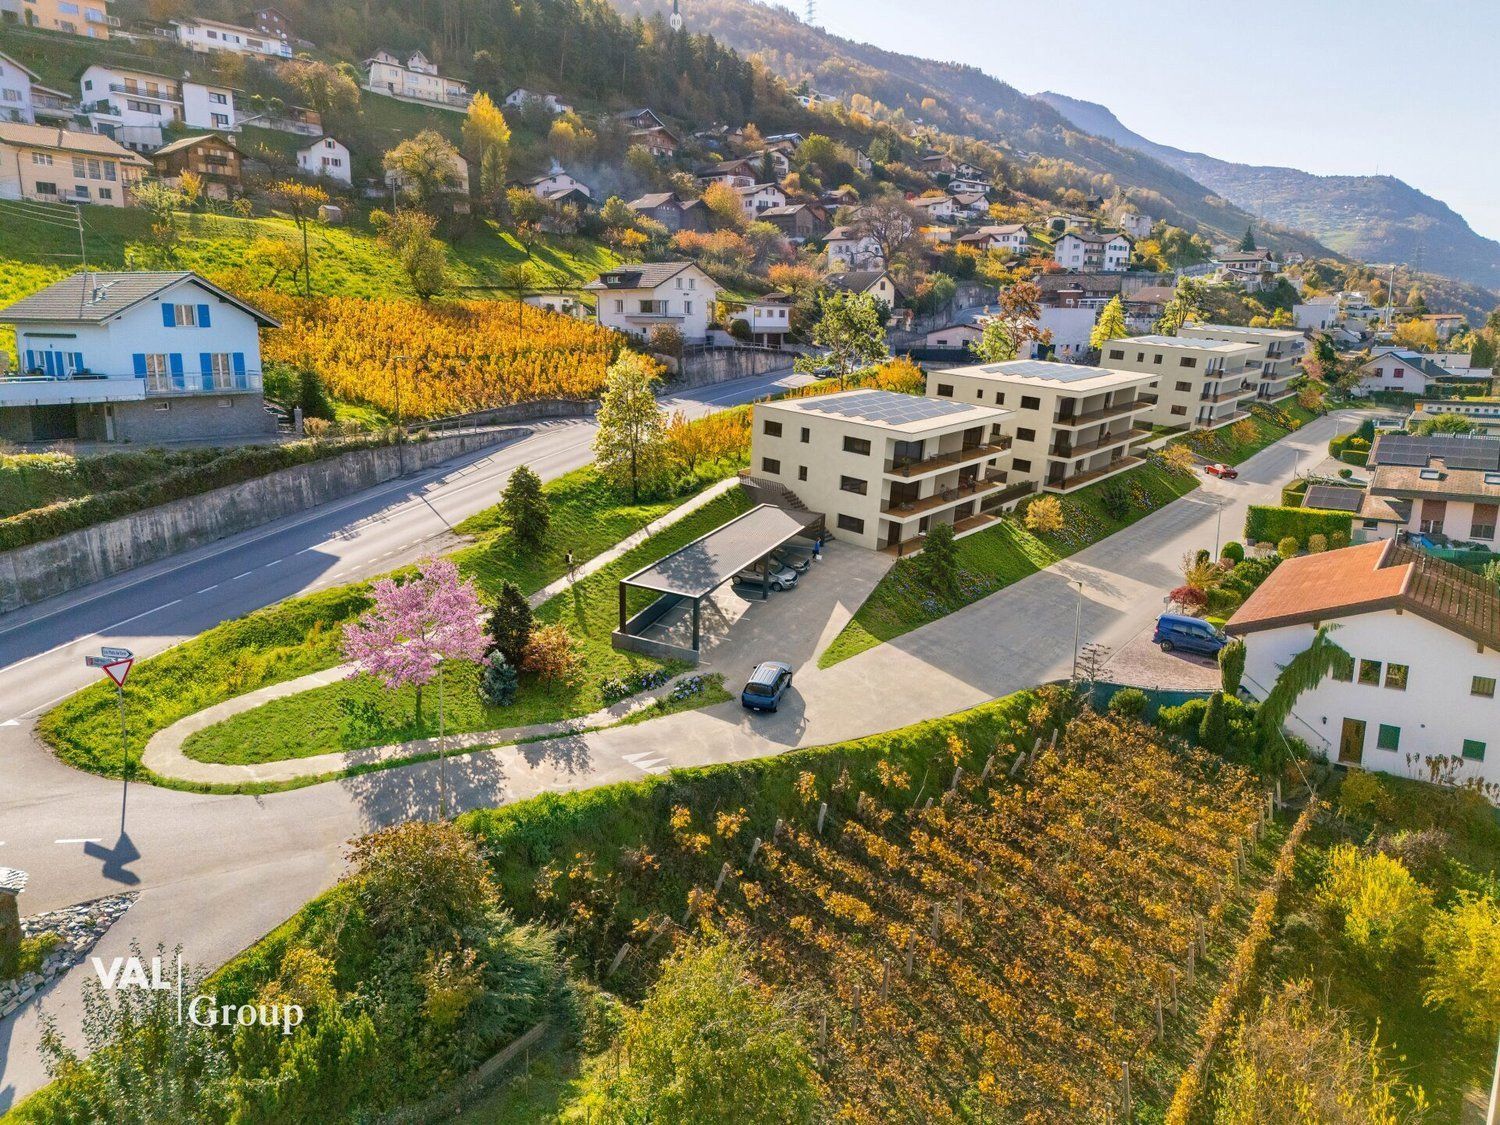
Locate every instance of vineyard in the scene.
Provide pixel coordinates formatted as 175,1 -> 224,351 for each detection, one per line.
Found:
470,698 -> 1280,1121
255,294 -> 624,419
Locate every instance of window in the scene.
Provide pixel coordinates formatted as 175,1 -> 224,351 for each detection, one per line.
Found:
1471,503 -> 1497,540
1016,427 -> 1036,442
684,301 -> 693,315
837,514 -> 864,534
1376,724 -> 1400,752
762,419 -> 782,437
613,300 -> 623,313
760,457 -> 780,474
1384,663 -> 1407,691
1175,381 -> 1192,392
1107,348 -> 1124,361
1358,659 -> 1382,686
31,152 -> 53,166
935,383 -> 953,397
1462,739 -> 1486,762
210,91 -> 228,104
98,188 -> 113,200
1169,405 -> 1187,416
34,181 -> 56,194
1179,357 -> 1197,368
1473,675 -> 1497,698
212,113 -> 230,127
839,475 -> 867,495
797,465 -> 807,482
994,392 -> 1005,405
144,354 -> 168,378
170,304 -> 199,326
843,436 -> 871,455
1013,458 -> 1031,473
1152,353 -> 1163,364
799,427 -> 809,444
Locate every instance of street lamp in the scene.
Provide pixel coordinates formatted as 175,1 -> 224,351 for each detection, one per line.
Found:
1071,580 -> 1084,682
391,354 -> 407,473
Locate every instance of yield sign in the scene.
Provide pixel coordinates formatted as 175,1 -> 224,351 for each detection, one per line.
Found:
102,659 -> 133,687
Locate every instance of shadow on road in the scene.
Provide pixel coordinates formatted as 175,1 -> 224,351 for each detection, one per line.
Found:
83,832 -> 141,887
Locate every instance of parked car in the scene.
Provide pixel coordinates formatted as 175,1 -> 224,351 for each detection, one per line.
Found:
1204,463 -> 1239,479
741,661 -> 793,712
811,363 -> 837,379
770,548 -> 811,573
1153,613 -> 1229,656
734,562 -> 799,591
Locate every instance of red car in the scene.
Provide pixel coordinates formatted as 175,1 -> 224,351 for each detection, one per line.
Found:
1204,463 -> 1239,479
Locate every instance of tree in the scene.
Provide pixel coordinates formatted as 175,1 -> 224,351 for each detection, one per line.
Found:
578,937 -> 821,1124
700,180 -> 746,231
277,59 -> 360,129
1391,318 -> 1438,352
594,352 -> 667,500
1423,894 -> 1500,1035
267,180 -> 329,297
850,192 -> 921,265
340,558 -> 489,726
969,282 -> 1050,362
1413,412 -> 1475,436
1258,625 -> 1353,739
1219,638 -> 1246,695
461,92 -> 511,209
794,290 -> 886,384
297,367 -> 335,421
521,623 -> 579,682
1198,691 -> 1230,752
127,180 -> 187,268
487,582 -> 533,668
1316,845 -> 1432,961
346,820 -> 498,948
1089,295 -> 1129,350
383,131 -> 465,213
1470,331 -> 1496,372
245,235 -> 302,290
505,187 -> 548,255
1024,494 -> 1065,535
501,464 -> 549,549
479,651 -> 518,707
372,209 -> 449,300
1161,444 -> 1197,475
1238,225 -> 1256,252
921,520 -> 958,596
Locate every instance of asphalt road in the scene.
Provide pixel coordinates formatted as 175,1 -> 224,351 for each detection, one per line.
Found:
0,401 -> 1355,1104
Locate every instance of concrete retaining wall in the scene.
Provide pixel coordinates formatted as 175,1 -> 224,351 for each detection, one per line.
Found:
0,428 -> 525,614
673,347 -> 789,390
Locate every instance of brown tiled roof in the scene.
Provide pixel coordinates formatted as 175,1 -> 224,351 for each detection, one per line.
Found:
1371,462 -> 1500,504
1226,540 -> 1500,649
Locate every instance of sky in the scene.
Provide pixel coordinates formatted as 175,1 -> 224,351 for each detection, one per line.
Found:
767,0 -> 1500,241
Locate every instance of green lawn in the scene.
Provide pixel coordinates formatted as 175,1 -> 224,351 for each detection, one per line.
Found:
819,456 -> 1199,667
180,487 -> 753,765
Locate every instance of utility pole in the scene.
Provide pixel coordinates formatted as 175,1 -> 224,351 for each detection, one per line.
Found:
1487,1026 -> 1500,1125
1071,580 -> 1084,682
391,354 -> 407,472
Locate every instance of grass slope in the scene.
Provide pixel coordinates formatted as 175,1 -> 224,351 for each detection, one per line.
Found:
1176,400 -> 1321,466
820,456 -> 1198,667
178,487 -> 753,765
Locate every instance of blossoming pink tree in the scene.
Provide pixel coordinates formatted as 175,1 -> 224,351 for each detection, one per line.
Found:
341,557 -> 489,813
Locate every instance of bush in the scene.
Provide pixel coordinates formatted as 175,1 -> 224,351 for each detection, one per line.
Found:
1170,585 -> 1208,611
1277,536 -> 1300,559
1198,692 -> 1230,753
521,623 -> 580,683
1307,533 -> 1328,553
1245,504 -> 1353,546
1107,687 -> 1148,718
1422,895 -> 1500,1035
1206,586 -> 1242,616
1220,540 -> 1245,564
1337,467 -> 1353,479
1219,638 -> 1246,695
1339,448 -> 1369,467
1329,530 -> 1348,550
1315,844 -> 1432,961
1337,769 -> 1395,822
1157,698 -> 1209,737
479,651 -> 518,706
1099,481 -> 1132,519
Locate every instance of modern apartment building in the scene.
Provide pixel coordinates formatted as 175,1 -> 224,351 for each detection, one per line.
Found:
749,389 -> 1018,553
1100,334 -> 1259,430
0,122 -> 147,205
928,359 -> 1157,493
1179,323 -> 1305,401
80,65 -> 237,151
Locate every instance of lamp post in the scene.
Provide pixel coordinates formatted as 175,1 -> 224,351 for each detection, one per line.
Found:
1214,494 -> 1225,560
391,353 -> 407,473
1071,580 -> 1084,682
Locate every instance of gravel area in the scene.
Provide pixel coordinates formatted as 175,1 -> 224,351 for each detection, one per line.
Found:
1104,629 -> 1223,692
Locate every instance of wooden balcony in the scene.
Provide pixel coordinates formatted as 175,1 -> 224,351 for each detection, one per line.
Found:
1044,455 -> 1143,493
1053,398 -> 1154,428
884,438 -> 1011,478
881,469 -> 1008,517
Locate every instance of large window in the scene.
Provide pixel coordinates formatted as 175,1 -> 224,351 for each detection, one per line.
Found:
1357,659 -> 1382,686
843,436 -> 871,456
839,476 -> 867,496
934,383 -> 953,397
1383,663 -> 1408,691
1472,503 -> 1497,540
836,514 -> 864,534
762,419 -> 782,437
1016,427 -> 1036,442
1020,395 -> 1040,410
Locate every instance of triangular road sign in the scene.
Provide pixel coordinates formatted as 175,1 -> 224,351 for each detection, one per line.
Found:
103,659 -> 133,687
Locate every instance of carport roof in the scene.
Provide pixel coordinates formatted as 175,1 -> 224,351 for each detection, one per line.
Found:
620,504 -> 819,599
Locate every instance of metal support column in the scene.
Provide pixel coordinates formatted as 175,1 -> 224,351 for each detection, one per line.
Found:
692,598 -> 701,652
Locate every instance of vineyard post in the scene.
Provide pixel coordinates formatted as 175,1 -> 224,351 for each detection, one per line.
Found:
851,983 -> 861,1027
607,943 -> 630,977
954,895 -> 964,925
774,818 -> 784,842
818,1008 -> 827,1050
1275,779 -> 1282,809
1196,915 -> 1207,957
930,903 -> 941,942
1121,1061 -> 1132,1121
1186,943 -> 1195,987
1169,968 -> 1179,1014
1154,996 -> 1164,1039
904,933 -> 916,977
981,752 -> 995,781
748,836 -> 762,865
923,797 -> 933,812
1009,752 -> 1024,778
949,766 -> 963,793
714,861 -> 730,893
817,802 -> 828,834
880,958 -> 891,999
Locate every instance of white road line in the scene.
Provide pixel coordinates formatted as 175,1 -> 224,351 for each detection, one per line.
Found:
196,585 -> 218,595
264,559 -> 281,567
230,571 -> 253,581
55,837 -> 102,845
0,598 -> 183,675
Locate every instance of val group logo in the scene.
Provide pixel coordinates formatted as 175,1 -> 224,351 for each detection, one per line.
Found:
91,952 -> 304,1036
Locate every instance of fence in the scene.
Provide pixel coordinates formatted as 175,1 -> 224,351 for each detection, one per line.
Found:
1085,681 -> 1216,718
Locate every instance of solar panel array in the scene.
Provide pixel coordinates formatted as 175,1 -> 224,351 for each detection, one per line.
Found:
797,390 -> 979,425
988,360 -> 1123,384
1371,433 -> 1500,469
1304,485 -> 1364,513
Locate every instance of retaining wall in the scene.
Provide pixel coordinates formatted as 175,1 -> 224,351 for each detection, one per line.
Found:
0,428 -> 525,614
673,346 -> 790,390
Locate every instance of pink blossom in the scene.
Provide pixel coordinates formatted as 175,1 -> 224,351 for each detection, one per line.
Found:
341,557 -> 490,691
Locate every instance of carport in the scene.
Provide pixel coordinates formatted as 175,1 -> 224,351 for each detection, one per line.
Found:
613,503 -> 824,664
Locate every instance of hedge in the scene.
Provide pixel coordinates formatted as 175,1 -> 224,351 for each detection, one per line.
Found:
1280,478 -> 1308,506
1244,504 -> 1352,545
1339,448 -> 1369,468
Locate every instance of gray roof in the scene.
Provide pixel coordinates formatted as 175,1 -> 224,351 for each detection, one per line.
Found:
1303,485 -> 1365,513
977,359 -> 1136,384
152,133 -> 242,158
825,270 -> 892,295
620,504 -> 818,599
583,261 -> 695,291
791,388 -> 987,426
0,271 -> 280,327
628,192 -> 680,210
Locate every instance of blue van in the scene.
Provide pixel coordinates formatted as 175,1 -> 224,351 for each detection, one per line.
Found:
741,661 -> 793,712
1153,613 -> 1229,656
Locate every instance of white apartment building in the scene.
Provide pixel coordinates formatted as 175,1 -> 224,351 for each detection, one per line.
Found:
0,270 -> 278,442
1100,333 -> 1259,430
0,122 -> 147,205
1053,231 -> 1132,272
585,261 -> 717,344
1228,540 -> 1500,790
749,389 -> 1016,553
736,182 -> 785,217
739,293 -> 795,348
1179,323 -> 1305,401
80,65 -> 236,151
1409,399 -> 1500,436
297,136 -> 351,184
929,359 -> 1157,493
364,50 -> 469,110
170,16 -> 292,58
1293,296 -> 1339,331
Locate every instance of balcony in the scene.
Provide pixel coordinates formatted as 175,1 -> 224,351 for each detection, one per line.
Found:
625,301 -> 676,321
1051,426 -> 1150,458
146,371 -> 262,395
1053,398 -> 1154,428
881,510 -> 1000,557
0,372 -> 145,407
884,438 -> 1011,478
109,83 -> 182,102
1201,409 -> 1252,431
1199,384 -> 1255,403
1045,455 -> 1143,493
881,469 -> 1009,518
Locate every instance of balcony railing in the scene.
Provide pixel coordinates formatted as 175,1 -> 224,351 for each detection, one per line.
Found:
884,437 -> 1011,478
1046,455 -> 1143,493
147,371 -> 263,395
109,83 -> 181,102
1051,426 -> 1150,459
1053,398 -> 1153,428
881,469 -> 1008,517
1199,384 -> 1255,403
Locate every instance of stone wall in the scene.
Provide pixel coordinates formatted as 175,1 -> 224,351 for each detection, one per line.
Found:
672,347 -> 790,390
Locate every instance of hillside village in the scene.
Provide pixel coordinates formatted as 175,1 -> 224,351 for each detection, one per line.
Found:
1,1 -> 1500,1122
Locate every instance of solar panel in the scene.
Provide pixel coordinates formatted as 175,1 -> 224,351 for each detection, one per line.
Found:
1373,433 -> 1500,470
988,360 -> 1127,384
1304,485 -> 1364,513
798,390 -> 980,425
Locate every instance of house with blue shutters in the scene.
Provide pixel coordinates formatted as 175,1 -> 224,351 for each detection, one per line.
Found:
0,271 -> 279,443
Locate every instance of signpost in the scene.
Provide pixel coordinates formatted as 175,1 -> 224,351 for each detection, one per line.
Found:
84,648 -> 134,831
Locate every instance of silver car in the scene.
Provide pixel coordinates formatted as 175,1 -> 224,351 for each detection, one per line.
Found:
734,562 -> 799,591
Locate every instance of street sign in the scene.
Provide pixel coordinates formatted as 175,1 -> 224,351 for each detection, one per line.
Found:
85,655 -> 112,667
102,659 -> 133,688
100,646 -> 134,661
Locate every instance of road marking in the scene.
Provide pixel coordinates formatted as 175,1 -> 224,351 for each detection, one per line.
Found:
0,719 -> 17,727
229,571 -> 253,581
196,585 -> 218,595
264,559 -> 281,567
55,837 -> 102,845
0,598 -> 184,675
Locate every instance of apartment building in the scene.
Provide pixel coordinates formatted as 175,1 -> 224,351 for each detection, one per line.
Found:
80,65 -> 237,151
928,359 -> 1157,493
1179,323 -> 1305,401
5,0 -> 114,37
0,122 -> 147,205
1053,230 -> 1132,272
363,49 -> 469,110
749,389 -> 1017,553
1100,334 -> 1259,430
171,16 -> 293,58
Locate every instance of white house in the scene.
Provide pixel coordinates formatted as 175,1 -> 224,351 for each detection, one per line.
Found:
522,167 -> 591,201
1355,347 -> 1452,395
736,182 -> 785,217
1030,306 -> 1098,361
1114,209 -> 1153,240
0,271 -> 279,443
1228,540 -> 1500,791
1053,231 -> 1131,272
923,322 -> 983,350
947,177 -> 990,196
1355,432 -> 1500,546
737,292 -> 795,348
80,65 -> 237,151
386,149 -> 469,202
824,226 -> 884,270
1214,248 -> 1278,292
297,136 -> 351,185
957,224 -> 1027,254
1293,295 -> 1339,331
170,16 -> 292,58
911,194 -> 957,222
827,269 -> 899,310
0,50 -> 40,124
503,88 -> 571,114
584,261 -> 717,344
363,49 -> 469,111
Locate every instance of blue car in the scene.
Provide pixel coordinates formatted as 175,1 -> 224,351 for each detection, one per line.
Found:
741,661 -> 793,712
1153,613 -> 1229,656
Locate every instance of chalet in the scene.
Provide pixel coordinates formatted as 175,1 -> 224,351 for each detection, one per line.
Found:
1053,230 -> 1131,272
957,224 -> 1027,254
1122,285 -> 1174,331
618,107 -> 667,131
249,6 -> 293,44
151,134 -> 243,200
950,192 -> 989,217
822,185 -> 859,208
948,176 -> 990,196
297,136 -> 351,185
910,194 -> 957,222
759,202 -> 828,241
736,182 -> 786,217
1214,248 -> 1278,291
917,152 -> 957,176
826,269 -> 900,310
824,226 -> 884,271
585,261 -> 718,344
630,124 -> 678,158
626,191 -> 709,233
696,156 -> 760,187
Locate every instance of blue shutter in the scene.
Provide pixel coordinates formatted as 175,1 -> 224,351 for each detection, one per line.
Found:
73,352 -> 84,373
132,354 -> 147,378
231,352 -> 246,388
197,304 -> 211,328
24,349 -> 36,372
162,303 -> 176,327
200,352 -> 214,390
169,353 -> 184,389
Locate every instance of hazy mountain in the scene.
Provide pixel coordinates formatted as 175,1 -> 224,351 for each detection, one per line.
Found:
1037,92 -> 1500,293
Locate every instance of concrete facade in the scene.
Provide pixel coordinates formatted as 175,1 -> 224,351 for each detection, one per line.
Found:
0,122 -> 147,205
296,136 -> 351,184
1100,334 -> 1259,430
1179,323 -> 1304,401
172,16 -> 292,57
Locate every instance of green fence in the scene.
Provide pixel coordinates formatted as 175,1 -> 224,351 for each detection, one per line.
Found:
1086,681 -> 1216,719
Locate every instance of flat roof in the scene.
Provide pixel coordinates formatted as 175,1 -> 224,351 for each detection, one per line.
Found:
1181,323 -> 1303,340
1126,334 -> 1259,353
934,359 -> 1156,394
621,504 -> 819,600
765,389 -> 1005,433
